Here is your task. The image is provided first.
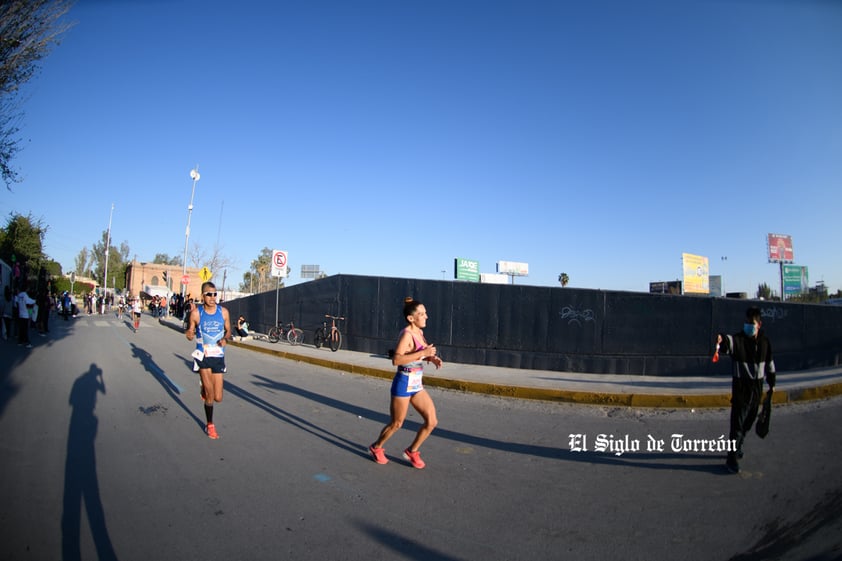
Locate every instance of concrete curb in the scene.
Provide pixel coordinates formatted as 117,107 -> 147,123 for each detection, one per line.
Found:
160,318 -> 842,408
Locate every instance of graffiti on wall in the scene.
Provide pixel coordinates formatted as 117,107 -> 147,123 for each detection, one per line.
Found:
560,306 -> 596,326
761,307 -> 788,322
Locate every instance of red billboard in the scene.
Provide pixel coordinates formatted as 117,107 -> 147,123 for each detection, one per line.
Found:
767,234 -> 794,263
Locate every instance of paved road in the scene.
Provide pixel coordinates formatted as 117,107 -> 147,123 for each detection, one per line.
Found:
1,313 -> 841,561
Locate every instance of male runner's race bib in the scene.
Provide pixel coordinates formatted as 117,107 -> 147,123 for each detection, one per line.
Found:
203,344 -> 224,358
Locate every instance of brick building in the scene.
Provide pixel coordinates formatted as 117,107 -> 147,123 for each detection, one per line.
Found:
125,260 -> 207,301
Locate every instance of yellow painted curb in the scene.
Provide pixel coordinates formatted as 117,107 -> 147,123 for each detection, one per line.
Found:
164,320 -> 842,408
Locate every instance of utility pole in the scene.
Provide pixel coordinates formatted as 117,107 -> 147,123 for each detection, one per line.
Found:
102,203 -> 114,314
182,166 -> 200,297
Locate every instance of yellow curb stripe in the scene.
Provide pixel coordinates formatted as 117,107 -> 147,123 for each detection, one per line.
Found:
167,321 -> 842,408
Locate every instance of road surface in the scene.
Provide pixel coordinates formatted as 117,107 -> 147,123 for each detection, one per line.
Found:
1,313 -> 840,560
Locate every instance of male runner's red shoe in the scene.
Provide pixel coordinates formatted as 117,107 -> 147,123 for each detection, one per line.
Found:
206,423 -> 219,439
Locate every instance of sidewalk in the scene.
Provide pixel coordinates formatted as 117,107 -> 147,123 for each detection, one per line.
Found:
159,317 -> 842,408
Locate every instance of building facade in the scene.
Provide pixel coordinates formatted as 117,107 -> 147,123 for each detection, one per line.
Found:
125,260 -> 210,301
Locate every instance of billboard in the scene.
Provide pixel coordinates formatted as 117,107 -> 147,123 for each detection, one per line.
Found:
480,273 -> 510,285
783,265 -> 808,296
709,275 -> 722,298
454,258 -> 480,282
767,233 -> 794,263
649,281 -> 682,295
497,261 -> 529,276
301,264 -> 321,279
682,253 -> 709,294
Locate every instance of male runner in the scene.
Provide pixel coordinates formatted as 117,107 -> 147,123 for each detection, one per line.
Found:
185,282 -> 231,439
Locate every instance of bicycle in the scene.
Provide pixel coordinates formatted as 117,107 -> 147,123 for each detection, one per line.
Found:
314,314 -> 344,352
267,320 -> 304,345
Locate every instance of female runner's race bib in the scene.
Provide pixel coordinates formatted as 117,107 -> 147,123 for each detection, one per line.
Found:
406,371 -> 423,393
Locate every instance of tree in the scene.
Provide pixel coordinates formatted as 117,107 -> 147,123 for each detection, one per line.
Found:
0,1 -> 74,189
91,230 -> 129,291
188,241 -> 234,282
0,211 -> 47,265
44,258 -> 61,277
239,247 -> 283,293
756,282 -> 773,300
558,273 -> 569,287
73,246 -> 91,277
152,253 -> 181,265
0,99 -> 22,188
0,211 -> 54,293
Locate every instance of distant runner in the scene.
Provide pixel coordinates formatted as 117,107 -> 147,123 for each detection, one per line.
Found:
131,297 -> 142,331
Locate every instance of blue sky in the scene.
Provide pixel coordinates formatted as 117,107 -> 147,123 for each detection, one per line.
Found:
3,0 -> 841,295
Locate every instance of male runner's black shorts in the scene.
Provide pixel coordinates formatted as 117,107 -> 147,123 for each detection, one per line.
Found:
194,356 -> 226,374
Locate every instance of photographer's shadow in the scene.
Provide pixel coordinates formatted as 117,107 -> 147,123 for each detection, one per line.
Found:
62,364 -> 118,561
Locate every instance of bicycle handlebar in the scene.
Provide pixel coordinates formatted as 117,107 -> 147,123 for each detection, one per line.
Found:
324,314 -> 345,320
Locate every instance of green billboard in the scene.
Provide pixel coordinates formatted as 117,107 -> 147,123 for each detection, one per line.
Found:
455,258 -> 480,282
783,265 -> 808,296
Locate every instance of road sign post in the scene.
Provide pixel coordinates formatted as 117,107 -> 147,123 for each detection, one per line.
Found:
271,250 -> 288,278
271,250 -> 289,325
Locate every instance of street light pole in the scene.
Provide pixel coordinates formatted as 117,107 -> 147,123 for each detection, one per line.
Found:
182,166 -> 200,297
102,203 -> 114,314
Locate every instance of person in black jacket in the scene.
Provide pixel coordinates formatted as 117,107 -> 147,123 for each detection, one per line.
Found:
716,306 -> 776,474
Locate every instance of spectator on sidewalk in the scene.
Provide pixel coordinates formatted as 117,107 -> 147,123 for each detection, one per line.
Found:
235,315 -> 249,341
36,291 -> 51,335
1,284 -> 11,340
16,286 -> 35,348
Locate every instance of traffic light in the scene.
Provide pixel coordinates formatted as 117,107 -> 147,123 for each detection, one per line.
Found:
162,270 -> 168,287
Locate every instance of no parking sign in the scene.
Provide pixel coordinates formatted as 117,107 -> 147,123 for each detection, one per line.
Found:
271,250 -> 288,278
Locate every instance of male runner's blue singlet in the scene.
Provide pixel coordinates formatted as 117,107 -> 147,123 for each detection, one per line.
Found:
194,306 -> 226,372
390,329 -> 426,397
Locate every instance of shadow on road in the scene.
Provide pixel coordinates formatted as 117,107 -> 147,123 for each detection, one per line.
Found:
559,450 -> 730,474
62,363 -> 118,561
728,487 -> 842,561
224,378 -> 369,460
0,314 -> 78,419
251,374 -> 727,473
353,519 -> 469,561
0,345 -> 21,421
129,343 -> 204,431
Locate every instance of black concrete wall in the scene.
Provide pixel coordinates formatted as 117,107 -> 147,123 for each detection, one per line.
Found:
222,274 -> 842,377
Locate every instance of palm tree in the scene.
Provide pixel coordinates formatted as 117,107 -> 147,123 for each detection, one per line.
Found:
757,282 -> 773,300
558,273 -> 569,287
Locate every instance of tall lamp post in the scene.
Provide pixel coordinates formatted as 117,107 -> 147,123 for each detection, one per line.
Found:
102,203 -> 114,314
182,166 -> 200,297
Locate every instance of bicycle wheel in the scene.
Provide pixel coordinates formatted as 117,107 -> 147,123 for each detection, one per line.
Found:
267,326 -> 280,343
329,328 -> 342,352
313,329 -> 324,349
287,327 -> 304,346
